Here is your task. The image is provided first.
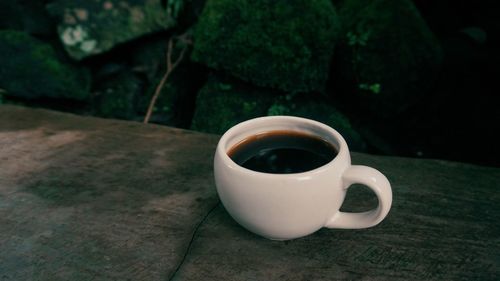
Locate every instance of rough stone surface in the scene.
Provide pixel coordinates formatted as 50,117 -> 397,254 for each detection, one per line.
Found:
1,105 -> 498,281
0,1 -> 24,31
47,0 -> 175,60
191,0 -> 340,93
0,30 -> 90,100
191,75 -> 365,151
93,70 -> 142,120
89,35 -> 206,127
190,75 -> 276,134
137,57 -> 207,128
268,94 -> 367,151
332,0 -> 442,118
0,0 -> 53,36
0,105 -> 219,280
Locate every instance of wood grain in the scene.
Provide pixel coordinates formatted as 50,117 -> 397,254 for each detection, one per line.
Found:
0,105 -> 219,280
1,105 -> 498,281
172,152 -> 500,280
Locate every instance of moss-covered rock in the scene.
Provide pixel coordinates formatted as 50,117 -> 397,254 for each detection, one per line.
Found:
332,0 -> 442,117
191,0 -> 340,93
191,75 -> 277,134
268,94 -> 366,151
0,30 -> 90,100
47,0 -> 175,60
0,1 -> 25,32
138,61 -> 207,127
93,70 -> 142,120
190,74 -> 364,150
0,0 -> 53,36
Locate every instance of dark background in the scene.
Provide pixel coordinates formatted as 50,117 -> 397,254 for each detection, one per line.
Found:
0,0 -> 498,167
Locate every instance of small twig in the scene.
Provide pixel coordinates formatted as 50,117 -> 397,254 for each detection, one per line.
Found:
143,35 -> 189,124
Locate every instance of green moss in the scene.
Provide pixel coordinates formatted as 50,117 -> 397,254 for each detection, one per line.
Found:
94,71 -> 140,120
128,0 -> 175,33
191,75 -> 277,134
268,93 -> 366,151
267,103 -> 290,116
138,75 -> 180,123
190,74 -> 365,151
0,30 -> 90,100
47,0 -> 174,60
0,0 -> 53,36
334,0 -> 442,117
166,0 -> 184,19
359,83 -> 381,94
137,59 -> 206,127
0,1 -> 24,31
191,0 -> 340,93
0,29 -> 27,42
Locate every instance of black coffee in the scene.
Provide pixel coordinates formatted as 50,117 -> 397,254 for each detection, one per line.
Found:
228,130 -> 337,174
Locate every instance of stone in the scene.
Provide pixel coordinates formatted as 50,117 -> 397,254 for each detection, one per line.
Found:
191,0 -> 340,93
87,33 -> 205,127
130,36 -> 170,84
0,30 -> 90,100
46,0 -> 175,60
332,0 -> 443,118
268,94 -> 366,151
0,1 -> 24,31
190,74 -> 364,149
138,61 -> 207,128
131,36 -> 207,128
92,70 -> 143,120
190,75 -> 277,134
0,0 -> 54,36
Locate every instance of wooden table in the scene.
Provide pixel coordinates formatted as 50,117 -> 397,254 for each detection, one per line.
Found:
0,105 -> 498,280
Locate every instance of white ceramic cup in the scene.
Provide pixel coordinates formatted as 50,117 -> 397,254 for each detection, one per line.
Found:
214,116 -> 392,240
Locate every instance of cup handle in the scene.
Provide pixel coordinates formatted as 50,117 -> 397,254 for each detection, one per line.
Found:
326,165 -> 392,229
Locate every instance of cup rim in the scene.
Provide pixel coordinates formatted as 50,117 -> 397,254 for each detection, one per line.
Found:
216,115 -> 349,177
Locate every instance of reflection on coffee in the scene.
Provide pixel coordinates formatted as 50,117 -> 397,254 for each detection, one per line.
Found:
228,130 -> 337,174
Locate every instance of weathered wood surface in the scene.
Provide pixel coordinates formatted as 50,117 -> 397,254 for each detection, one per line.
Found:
0,105 -> 220,280
1,105 -> 499,280
172,155 -> 500,280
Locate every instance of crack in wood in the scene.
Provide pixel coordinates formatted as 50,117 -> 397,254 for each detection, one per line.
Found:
167,201 -> 221,281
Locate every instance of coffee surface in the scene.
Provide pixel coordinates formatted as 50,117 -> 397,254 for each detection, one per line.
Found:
228,130 -> 337,174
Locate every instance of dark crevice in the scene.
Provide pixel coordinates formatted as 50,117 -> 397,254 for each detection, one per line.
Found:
167,200 -> 220,281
